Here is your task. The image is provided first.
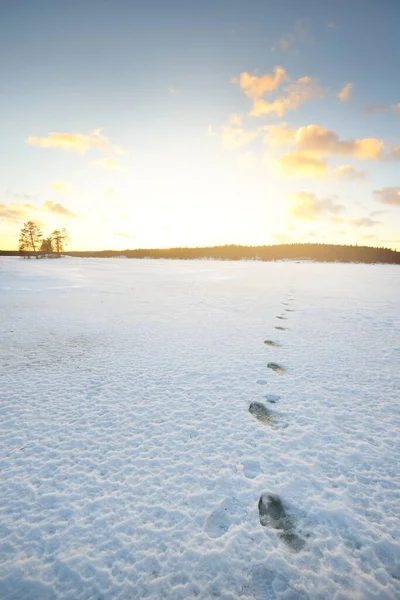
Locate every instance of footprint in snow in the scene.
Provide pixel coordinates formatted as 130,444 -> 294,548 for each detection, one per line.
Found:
276,315 -> 287,320
242,460 -> 261,479
267,362 -> 286,375
249,401 -> 276,426
258,493 -> 306,552
205,497 -> 245,538
264,340 -> 281,347
275,326 -> 287,331
244,565 -> 308,600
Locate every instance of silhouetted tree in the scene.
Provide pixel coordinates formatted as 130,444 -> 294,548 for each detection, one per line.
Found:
51,228 -> 69,255
19,221 -> 43,258
40,237 -> 54,256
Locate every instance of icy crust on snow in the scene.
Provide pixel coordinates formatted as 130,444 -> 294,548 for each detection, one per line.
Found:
0,257 -> 399,599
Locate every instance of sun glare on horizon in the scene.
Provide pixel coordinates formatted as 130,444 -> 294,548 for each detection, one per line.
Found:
0,1 -> 399,251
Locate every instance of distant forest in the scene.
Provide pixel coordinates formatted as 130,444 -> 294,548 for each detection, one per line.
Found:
1,244 -> 399,264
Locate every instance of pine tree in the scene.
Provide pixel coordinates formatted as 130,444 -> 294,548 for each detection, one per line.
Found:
51,228 -> 69,255
19,222 -> 43,258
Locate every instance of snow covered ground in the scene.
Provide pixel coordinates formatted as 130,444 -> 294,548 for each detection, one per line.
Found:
0,257 -> 399,600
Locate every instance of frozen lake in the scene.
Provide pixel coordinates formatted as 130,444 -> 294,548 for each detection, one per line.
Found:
0,257 -> 399,599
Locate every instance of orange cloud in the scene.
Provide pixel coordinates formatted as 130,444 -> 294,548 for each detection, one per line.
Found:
294,125 -> 383,160
338,83 -> 353,101
239,67 -> 287,99
277,152 -> 328,178
289,192 -> 344,220
249,77 -> 322,117
219,124 -> 259,150
27,129 -> 124,155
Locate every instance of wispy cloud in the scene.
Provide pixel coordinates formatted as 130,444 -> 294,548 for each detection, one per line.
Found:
272,20 -> 311,52
44,201 -> 77,217
168,86 -> 180,95
334,164 -> 366,180
0,203 -> 37,222
27,129 -> 124,155
338,82 -> 353,102
351,216 -> 381,227
90,158 -> 123,170
51,181 -> 71,193
289,192 -> 345,220
373,188 -> 400,207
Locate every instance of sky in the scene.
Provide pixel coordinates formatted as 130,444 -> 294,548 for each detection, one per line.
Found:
1,0 -> 400,251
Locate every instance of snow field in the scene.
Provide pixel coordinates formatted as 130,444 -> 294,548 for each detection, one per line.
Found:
0,257 -> 399,599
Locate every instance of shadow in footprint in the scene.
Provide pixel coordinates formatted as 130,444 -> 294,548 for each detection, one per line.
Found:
274,326 -> 287,331
258,494 -> 305,552
264,340 -> 281,347
276,316 -> 287,320
267,362 -> 286,375
265,394 -> 280,404
249,401 -> 276,426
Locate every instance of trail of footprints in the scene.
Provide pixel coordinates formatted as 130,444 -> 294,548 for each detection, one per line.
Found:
206,290 -> 308,552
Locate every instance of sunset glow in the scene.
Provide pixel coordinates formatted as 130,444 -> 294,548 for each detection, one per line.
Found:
1,1 -> 399,250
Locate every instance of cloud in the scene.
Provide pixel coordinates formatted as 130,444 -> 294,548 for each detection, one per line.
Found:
43,201 -> 77,218
327,21 -> 337,29
168,86 -> 180,94
373,188 -> 400,207
272,20 -> 310,52
249,77 -> 322,117
277,152 -> 328,178
219,124 -> 260,150
351,217 -> 381,227
334,164 -> 366,180
263,122 -> 295,146
239,67 -> 288,99
229,113 -> 242,126
0,203 -> 37,222
289,192 -> 344,220
90,158 -> 123,170
294,125 -> 384,160
338,82 -> 353,102
27,129 -> 124,155
392,103 -> 400,113
51,181 -> 70,193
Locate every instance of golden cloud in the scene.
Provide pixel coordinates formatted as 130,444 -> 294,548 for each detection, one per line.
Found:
289,192 -> 345,220
27,129 -> 124,155
277,151 -> 328,178
338,83 -> 353,102
272,20 -> 310,52
249,77 -> 322,117
294,125 -> 384,160
239,67 -> 288,99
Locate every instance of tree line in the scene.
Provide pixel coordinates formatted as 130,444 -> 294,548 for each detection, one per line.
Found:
18,221 -> 70,258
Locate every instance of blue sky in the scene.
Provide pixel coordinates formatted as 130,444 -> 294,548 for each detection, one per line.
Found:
1,0 -> 400,249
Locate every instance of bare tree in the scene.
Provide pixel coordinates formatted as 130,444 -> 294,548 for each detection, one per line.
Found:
51,228 -> 70,255
19,222 -> 43,258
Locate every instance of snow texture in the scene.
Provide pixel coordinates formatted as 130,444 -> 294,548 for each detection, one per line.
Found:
0,257 -> 399,599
